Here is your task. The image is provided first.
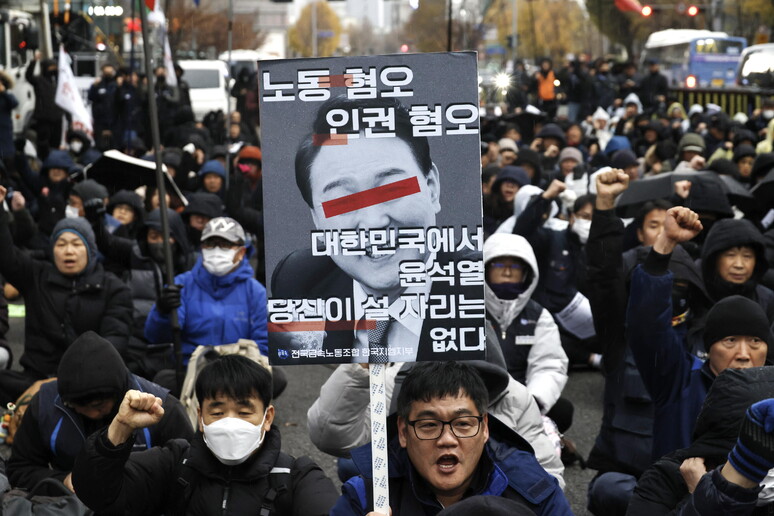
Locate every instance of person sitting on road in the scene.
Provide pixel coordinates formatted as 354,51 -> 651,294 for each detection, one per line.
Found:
7,331 -> 193,493
0,184 -> 133,404
329,361 -> 572,515
72,355 -> 338,515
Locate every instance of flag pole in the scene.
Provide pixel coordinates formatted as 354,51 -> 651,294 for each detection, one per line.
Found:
139,0 -> 183,392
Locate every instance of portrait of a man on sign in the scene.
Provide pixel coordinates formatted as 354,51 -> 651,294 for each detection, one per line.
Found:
261,53 -> 485,365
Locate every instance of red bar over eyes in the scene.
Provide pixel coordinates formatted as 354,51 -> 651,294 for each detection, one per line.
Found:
321,176 -> 421,218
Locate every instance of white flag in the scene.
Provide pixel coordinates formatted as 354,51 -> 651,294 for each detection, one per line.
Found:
148,3 -> 176,87
54,46 -> 93,140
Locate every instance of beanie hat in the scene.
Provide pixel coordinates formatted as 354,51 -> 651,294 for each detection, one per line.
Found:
611,149 -> 638,169
703,295 -> 773,352
732,144 -> 756,163
238,145 -> 262,162
197,159 -> 226,179
497,138 -> 518,154
678,133 -> 706,155
536,123 -> 566,147
492,166 -> 530,191
753,153 -> 774,179
558,147 -> 582,164
707,158 -> 739,178
71,179 -> 109,203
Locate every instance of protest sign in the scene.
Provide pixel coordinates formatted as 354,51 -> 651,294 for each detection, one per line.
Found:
260,52 -> 485,366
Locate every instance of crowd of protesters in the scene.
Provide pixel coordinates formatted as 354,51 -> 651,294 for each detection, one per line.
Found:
0,47 -> 772,515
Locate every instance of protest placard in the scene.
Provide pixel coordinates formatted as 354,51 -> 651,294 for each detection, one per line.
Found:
260,52 -> 485,366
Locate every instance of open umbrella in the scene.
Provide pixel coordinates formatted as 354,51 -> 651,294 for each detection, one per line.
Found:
751,169 -> 774,211
84,149 -> 188,205
615,171 -> 752,218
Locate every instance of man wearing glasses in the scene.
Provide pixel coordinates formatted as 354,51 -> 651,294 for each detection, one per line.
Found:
145,217 -> 268,362
329,361 -> 572,515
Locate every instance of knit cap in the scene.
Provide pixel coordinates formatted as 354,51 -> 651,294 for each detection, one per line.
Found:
703,295 -> 773,352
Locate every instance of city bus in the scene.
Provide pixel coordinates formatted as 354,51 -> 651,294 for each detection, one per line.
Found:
641,29 -> 746,89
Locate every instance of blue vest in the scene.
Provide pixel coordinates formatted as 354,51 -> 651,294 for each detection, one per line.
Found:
36,375 -> 168,470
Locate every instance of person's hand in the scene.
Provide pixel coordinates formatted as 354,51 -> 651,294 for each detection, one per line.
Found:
679,457 -> 707,494
542,179 -> 566,200
108,390 -> 164,446
613,98 -> 622,107
116,75 -> 124,87
34,50 -> 41,60
0,185 -> 6,203
724,141 -> 733,151
595,168 -> 629,210
365,508 -> 391,516
0,81 -> 6,93
93,77 -> 101,85
157,284 -> 182,314
674,180 -> 692,199
63,473 -> 75,492
689,155 -> 705,171
83,197 -> 106,225
727,398 -> 774,486
530,138 -> 543,152
654,207 -> 703,254
10,191 -> 25,211
544,144 -> 559,158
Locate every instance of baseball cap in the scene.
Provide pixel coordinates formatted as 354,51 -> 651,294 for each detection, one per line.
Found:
201,217 -> 246,244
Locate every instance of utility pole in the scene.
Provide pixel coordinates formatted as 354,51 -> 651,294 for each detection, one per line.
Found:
311,1 -> 318,57
511,0 -> 518,64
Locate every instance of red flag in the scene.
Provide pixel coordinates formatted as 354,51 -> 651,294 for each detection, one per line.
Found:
145,0 -> 155,10
614,0 -> 643,12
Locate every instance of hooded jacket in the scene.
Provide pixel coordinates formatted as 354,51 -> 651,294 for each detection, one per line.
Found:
330,415 -> 572,516
73,426 -> 338,516
0,213 -> 133,379
306,338 -> 566,488
627,367 -> 774,515
7,331 -> 193,490
145,257 -> 268,360
483,234 -> 568,412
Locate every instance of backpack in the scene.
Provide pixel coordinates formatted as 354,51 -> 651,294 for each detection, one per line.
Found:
178,339 -> 271,427
168,451 -> 313,516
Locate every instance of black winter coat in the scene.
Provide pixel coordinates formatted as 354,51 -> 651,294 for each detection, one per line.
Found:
72,427 -> 338,516
0,213 -> 133,377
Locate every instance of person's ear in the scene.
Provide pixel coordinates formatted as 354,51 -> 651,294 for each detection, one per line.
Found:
234,246 -> 247,264
263,405 -> 275,431
426,163 -> 441,214
197,406 -> 203,432
397,416 -> 408,448
636,228 -> 644,244
482,414 -> 489,441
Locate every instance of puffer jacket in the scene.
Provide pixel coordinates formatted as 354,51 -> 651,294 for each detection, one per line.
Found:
306,337 -> 566,489
144,257 -> 268,360
483,233 -> 568,412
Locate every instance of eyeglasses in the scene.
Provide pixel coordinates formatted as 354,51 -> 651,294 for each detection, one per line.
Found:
407,415 -> 484,440
488,262 -> 524,272
201,238 -> 241,250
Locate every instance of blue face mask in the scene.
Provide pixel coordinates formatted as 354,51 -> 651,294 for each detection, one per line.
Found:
488,281 -> 528,300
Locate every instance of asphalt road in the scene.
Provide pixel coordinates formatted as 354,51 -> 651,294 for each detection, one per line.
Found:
5,301 -> 604,514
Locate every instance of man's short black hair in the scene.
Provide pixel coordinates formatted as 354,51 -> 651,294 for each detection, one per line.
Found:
634,199 -> 672,231
195,355 -> 272,408
294,95 -> 433,207
573,194 -> 596,214
396,362 -> 489,420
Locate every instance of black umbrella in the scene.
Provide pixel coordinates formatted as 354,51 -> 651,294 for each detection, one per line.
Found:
615,171 -> 749,218
84,150 -> 187,205
751,168 -> 774,211
502,108 -> 546,142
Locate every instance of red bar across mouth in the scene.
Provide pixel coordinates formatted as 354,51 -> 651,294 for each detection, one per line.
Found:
322,176 -> 421,218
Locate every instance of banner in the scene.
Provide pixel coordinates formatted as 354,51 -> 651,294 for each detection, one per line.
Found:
54,46 -> 93,140
260,52 -> 486,365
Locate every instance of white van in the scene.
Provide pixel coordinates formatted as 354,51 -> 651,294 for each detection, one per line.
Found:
177,60 -> 230,121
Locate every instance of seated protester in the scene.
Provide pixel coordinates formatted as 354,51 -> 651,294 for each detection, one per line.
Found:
7,331 -> 193,492
19,149 -> 75,236
483,233 -> 572,436
106,189 -> 144,240
627,367 -> 774,515
0,188 -> 133,404
307,335 -> 566,489
68,179 -> 123,234
531,123 -> 566,172
511,180 -> 598,366
181,192 -> 222,249
673,133 -> 707,173
514,147 -> 544,187
732,144 -> 756,186
197,160 -> 226,200
627,205 -> 771,461
145,217 -> 268,362
73,355 -> 338,515
483,166 -> 530,237
225,145 -> 265,283
497,138 -> 518,167
65,129 -> 101,167
329,361 -> 572,515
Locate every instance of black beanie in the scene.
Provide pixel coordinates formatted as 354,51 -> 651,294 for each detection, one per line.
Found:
703,295 -> 773,352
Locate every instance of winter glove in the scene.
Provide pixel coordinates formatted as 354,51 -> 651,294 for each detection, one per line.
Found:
156,284 -> 183,314
727,398 -> 774,484
83,198 -> 106,226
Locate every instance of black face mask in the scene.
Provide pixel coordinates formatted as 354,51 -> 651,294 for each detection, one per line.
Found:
148,242 -> 166,263
488,281 -> 528,300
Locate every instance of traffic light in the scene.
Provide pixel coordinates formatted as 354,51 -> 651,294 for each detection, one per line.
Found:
687,4 -> 699,16
641,5 -> 653,16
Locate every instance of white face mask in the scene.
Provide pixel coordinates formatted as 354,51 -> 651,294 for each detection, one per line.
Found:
65,205 -> 80,219
764,110 -> 774,120
202,409 -> 268,465
572,218 -> 591,244
69,141 -> 84,154
202,247 -> 238,276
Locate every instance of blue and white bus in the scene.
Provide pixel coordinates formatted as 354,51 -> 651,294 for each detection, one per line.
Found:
641,29 -> 746,88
